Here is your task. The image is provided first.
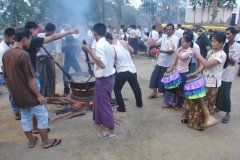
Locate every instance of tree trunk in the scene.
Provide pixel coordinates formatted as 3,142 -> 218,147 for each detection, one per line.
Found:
194,9 -> 196,24
177,0 -> 180,24
211,0 -> 218,24
201,1 -> 206,24
207,7 -> 210,22
116,1 -> 123,26
223,7 -> 225,24
101,0 -> 106,24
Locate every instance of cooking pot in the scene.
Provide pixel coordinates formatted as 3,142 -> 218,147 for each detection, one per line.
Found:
67,73 -> 95,90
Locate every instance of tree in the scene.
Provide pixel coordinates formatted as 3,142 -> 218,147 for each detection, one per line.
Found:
141,0 -> 159,23
110,0 -> 129,26
140,0 -> 186,24
189,0 -> 237,24
0,0 -> 49,28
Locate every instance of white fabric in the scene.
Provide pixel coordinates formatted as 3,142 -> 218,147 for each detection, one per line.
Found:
91,39 -> 97,53
0,40 -> 10,73
120,33 -> 129,41
193,32 -> 199,42
128,29 -> 138,38
94,37 -> 116,78
37,33 -> 57,57
235,33 -> 240,42
136,29 -> 141,37
149,30 -> 159,41
113,41 -> 136,74
191,42 -> 200,63
156,34 -> 179,67
222,42 -> 240,82
203,50 -> 226,87
175,28 -> 184,39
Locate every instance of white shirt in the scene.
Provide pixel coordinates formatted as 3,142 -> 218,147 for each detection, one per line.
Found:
128,29 -> 138,38
113,41 -> 136,73
234,33 -> 240,42
120,33 -> 129,41
94,37 -> 116,78
91,39 -> 97,52
88,30 -> 93,37
222,42 -> 240,82
156,34 -> 179,67
191,42 -> 200,63
149,30 -> 159,41
175,28 -> 184,39
193,32 -> 199,42
136,29 -> 141,37
37,33 -> 57,57
0,40 -> 10,73
203,50 -> 226,87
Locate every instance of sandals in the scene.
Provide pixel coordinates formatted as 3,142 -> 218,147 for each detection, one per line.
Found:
181,118 -> 188,124
221,117 -> 230,124
98,131 -> 116,138
162,105 -> 172,109
43,139 -> 62,149
28,136 -> 38,148
147,95 -> 158,99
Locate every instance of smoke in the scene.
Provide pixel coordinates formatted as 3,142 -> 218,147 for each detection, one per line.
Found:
47,0 -> 92,76
49,0 -> 90,26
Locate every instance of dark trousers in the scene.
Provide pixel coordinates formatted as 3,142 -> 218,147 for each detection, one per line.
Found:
128,38 -> 138,55
114,71 -> 142,111
149,65 -> 168,93
63,59 -> 82,94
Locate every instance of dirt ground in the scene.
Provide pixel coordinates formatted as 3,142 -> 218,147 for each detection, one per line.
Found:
0,55 -> 240,160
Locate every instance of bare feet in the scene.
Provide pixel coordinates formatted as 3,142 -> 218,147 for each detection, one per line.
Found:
202,116 -> 218,128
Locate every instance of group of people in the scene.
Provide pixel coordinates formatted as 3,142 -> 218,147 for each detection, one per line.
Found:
147,23 -> 240,131
0,20 -> 240,149
0,21 -> 79,149
0,22 -> 143,148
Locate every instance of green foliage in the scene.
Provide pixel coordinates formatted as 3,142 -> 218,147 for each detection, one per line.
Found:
140,0 -> 186,23
0,0 -> 49,29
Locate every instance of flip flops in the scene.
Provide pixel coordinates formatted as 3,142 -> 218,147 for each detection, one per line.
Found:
28,136 -> 38,148
98,131 -> 116,138
43,139 -> 62,149
181,118 -> 188,124
221,117 -> 230,124
147,95 -> 158,99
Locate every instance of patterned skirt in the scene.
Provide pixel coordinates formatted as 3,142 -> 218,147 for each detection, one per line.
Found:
183,87 -> 218,130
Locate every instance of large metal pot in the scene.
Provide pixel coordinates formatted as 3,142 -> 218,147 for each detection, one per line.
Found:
67,73 -> 95,100
68,73 -> 95,90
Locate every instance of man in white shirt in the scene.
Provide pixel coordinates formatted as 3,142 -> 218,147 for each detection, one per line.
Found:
148,23 -> 179,98
105,33 -> 143,112
0,28 -> 21,120
175,24 -> 184,39
149,25 -> 159,41
216,27 -> 240,123
82,23 -> 116,138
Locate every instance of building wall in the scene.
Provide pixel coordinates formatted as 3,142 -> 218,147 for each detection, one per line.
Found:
185,7 -> 240,25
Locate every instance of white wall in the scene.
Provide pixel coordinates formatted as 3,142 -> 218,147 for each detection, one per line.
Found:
185,6 -> 240,25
